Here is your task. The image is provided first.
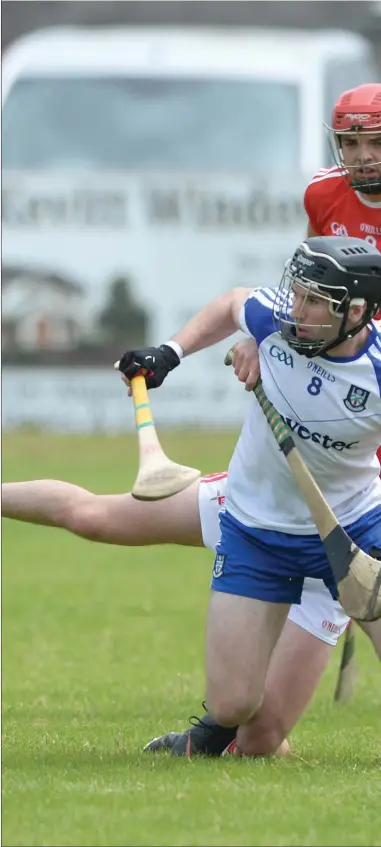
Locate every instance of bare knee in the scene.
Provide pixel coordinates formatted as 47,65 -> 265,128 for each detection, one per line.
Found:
65,498 -> 105,541
209,693 -> 263,728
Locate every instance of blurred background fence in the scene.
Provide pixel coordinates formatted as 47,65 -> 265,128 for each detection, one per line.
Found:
2,1 -> 381,432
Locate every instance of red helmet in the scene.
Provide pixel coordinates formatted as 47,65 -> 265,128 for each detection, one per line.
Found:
332,83 -> 381,133
325,83 -> 381,194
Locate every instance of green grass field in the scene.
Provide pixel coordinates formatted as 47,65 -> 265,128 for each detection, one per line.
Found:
2,431 -> 380,847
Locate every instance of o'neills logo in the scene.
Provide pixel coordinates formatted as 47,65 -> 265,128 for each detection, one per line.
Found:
322,620 -> 341,634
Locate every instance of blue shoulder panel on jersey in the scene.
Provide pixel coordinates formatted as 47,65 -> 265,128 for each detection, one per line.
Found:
242,288 -> 277,346
366,326 -> 381,397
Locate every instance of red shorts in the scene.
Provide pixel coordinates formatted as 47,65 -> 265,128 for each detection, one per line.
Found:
378,446 -> 381,475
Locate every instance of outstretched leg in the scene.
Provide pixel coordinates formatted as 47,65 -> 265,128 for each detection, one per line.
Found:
1,479 -> 203,547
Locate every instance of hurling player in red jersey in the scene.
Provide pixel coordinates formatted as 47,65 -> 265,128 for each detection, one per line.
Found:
304,82 -> 381,469
304,83 -> 381,253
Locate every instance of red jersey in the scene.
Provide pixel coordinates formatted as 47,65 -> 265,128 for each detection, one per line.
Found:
304,165 -> 381,468
304,166 -> 381,250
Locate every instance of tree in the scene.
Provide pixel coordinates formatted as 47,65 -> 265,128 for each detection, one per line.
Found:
97,275 -> 148,345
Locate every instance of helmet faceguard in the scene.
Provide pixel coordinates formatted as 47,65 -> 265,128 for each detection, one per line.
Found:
324,83 -> 381,195
273,237 -> 381,358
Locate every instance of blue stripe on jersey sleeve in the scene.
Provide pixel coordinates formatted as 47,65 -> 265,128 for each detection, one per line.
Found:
241,288 -> 277,346
366,326 -> 381,396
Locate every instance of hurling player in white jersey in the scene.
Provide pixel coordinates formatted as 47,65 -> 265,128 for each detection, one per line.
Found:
3,236 -> 381,757
116,235 -> 381,756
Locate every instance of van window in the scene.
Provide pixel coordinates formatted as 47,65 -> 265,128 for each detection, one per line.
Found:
2,77 -> 300,173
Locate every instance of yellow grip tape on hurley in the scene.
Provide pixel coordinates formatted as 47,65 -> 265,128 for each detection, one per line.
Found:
131,375 -> 153,429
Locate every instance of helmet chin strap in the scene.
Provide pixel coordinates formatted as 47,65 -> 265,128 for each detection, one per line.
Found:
352,177 -> 381,195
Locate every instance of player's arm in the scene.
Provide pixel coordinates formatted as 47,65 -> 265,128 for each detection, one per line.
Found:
117,287 -> 256,387
171,287 -> 260,390
170,287 -> 253,355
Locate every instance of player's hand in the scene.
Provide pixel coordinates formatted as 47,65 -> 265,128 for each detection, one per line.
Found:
229,338 -> 260,391
117,345 -> 181,389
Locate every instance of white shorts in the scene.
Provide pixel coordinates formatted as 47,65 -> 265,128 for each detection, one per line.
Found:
198,472 -> 349,647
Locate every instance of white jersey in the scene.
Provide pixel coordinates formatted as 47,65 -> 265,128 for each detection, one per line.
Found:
225,288 -> 381,533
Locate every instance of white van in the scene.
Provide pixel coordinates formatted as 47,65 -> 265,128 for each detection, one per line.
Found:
2,26 -> 378,431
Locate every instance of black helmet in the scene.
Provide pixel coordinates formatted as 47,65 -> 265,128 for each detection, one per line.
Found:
273,236 -> 381,357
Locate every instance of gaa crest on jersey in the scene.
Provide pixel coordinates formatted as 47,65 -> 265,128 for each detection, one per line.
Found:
213,553 -> 226,579
331,221 -> 348,237
344,384 -> 370,412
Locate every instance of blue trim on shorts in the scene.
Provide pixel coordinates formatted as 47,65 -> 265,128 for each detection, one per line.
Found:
211,506 -> 381,604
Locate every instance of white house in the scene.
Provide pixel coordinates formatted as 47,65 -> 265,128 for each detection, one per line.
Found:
2,264 -> 86,351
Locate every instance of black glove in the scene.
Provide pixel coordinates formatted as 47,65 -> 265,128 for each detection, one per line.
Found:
117,344 -> 181,389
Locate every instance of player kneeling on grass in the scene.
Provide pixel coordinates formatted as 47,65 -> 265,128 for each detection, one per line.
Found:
2,464 -> 355,757
116,236 -> 381,757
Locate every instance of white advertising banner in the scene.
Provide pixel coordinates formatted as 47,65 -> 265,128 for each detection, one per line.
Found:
2,171 -> 307,430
